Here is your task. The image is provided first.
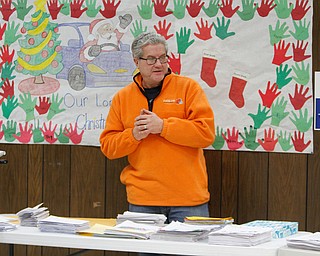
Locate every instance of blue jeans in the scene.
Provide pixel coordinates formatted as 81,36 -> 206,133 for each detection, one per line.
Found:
129,203 -> 209,256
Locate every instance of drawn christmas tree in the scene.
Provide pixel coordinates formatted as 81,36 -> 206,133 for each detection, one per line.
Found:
14,0 -> 63,95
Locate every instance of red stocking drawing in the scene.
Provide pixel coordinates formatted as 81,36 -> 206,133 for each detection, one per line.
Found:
229,73 -> 248,108
200,51 -> 218,87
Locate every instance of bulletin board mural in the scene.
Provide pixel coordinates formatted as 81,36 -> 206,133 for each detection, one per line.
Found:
0,0 -> 313,153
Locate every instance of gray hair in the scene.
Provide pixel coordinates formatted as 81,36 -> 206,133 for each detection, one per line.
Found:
131,32 -> 168,59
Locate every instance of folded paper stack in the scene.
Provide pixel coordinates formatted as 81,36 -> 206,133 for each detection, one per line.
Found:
16,203 -> 50,227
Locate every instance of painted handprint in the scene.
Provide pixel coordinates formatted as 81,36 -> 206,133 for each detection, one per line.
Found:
4,21 -> 22,46
257,0 -> 276,17
47,0 -> 64,20
278,130 -> 293,151
292,61 -> 309,85
213,16 -> 235,40
289,18 -> 310,41
220,0 -> 239,18
63,123 -> 84,144
258,127 -> 278,152
153,0 -> 172,17
272,40 -> 292,66
176,27 -> 194,54
202,0 -> 219,18
55,125 -> 70,143
291,0 -> 310,20
40,121 -> 58,144
168,0 -> 187,19
13,0 -> 33,20
248,104 -> 272,129
0,0 -> 16,21
236,0 -> 257,21
99,0 -> 120,18
35,96 -> 51,115
19,92 -> 37,122
47,94 -> 66,120
271,96 -> 289,126
2,120 -> 17,142
137,0 -> 153,20
0,79 -> 14,102
186,0 -> 205,18
70,0 -> 88,18
32,120 -> 44,143
154,20 -> 173,40
13,122 -> 33,144
85,0 -> 101,17
289,108 -> 312,132
291,130 -> 311,152
258,81 -> 281,108
167,53 -> 181,75
269,20 -> 290,46
130,20 -> 147,38
222,126 -> 244,150
0,45 -> 15,67
2,95 -> 18,119
276,64 -> 292,89
239,125 -> 260,151
274,0 -> 293,19
212,126 -> 226,150
292,40 -> 311,62
289,83 -> 312,110
194,18 -> 213,41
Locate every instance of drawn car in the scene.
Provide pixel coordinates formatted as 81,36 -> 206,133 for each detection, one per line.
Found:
56,22 -> 137,91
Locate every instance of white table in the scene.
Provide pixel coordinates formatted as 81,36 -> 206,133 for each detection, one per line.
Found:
0,226 -> 306,256
278,246 -> 320,256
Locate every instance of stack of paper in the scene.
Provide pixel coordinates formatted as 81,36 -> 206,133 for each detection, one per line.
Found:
0,216 -> 17,232
16,203 -> 50,227
287,232 -> 320,251
38,216 -> 90,234
116,211 -> 167,225
208,224 -> 273,246
100,220 -> 161,239
184,216 -> 234,225
150,221 -> 223,242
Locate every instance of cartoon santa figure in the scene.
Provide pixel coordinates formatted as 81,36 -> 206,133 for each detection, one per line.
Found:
80,14 -> 132,62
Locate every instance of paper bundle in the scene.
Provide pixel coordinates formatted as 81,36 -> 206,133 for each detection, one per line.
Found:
16,203 -> 50,227
208,224 -> 273,246
0,215 -> 17,232
116,211 -> 167,225
287,232 -> 320,251
150,221 -> 223,242
38,215 -> 90,234
184,216 -> 234,225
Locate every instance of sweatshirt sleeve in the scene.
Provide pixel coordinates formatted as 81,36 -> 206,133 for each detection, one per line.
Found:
160,83 -> 215,148
100,93 -> 140,159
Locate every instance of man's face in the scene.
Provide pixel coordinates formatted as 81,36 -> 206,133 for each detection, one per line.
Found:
135,44 -> 168,88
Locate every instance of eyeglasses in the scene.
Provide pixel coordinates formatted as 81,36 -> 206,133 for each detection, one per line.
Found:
139,55 -> 169,65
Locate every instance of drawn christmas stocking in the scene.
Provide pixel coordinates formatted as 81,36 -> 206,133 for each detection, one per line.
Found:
229,74 -> 248,108
200,51 -> 218,87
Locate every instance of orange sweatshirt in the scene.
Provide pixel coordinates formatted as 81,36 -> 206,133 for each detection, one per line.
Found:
100,72 -> 215,206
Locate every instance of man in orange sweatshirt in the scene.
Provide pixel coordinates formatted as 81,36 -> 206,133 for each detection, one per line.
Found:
100,32 -> 215,227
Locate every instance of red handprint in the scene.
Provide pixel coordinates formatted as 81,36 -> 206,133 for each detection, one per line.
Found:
154,20 -> 173,40
291,0 -> 310,20
186,0 -> 204,18
257,0 -> 276,17
0,23 -> 7,40
0,0 -> 15,21
35,96 -> 51,115
63,123 -> 84,144
258,81 -> 281,108
153,0 -> 172,17
220,0 -> 240,18
40,121 -> 58,144
222,126 -> 244,150
70,0 -> 87,18
194,18 -> 213,41
291,131 -> 311,152
100,0 -> 121,18
292,40 -> 311,62
289,84 -> 312,110
13,122 -> 33,144
272,40 -> 292,66
167,53 -> 181,75
47,0 -> 64,20
0,79 -> 14,102
0,120 -> 3,139
0,45 -> 15,67
258,128 -> 278,152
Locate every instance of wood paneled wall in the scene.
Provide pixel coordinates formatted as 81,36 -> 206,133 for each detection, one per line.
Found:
0,2 -> 319,255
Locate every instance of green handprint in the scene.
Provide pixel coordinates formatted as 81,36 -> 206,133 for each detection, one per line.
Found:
4,21 -> 22,46
137,0 -> 153,20
1,62 -> 16,81
269,20 -> 290,46
237,0 -> 257,21
19,92 -> 37,121
12,0 -> 33,20
274,0 -> 293,19
176,27 -> 194,54
292,61 -> 310,85
289,108 -> 312,132
2,96 -> 18,119
289,19 -> 310,41
278,130 -> 293,151
47,94 -> 66,120
85,0 -> 101,17
276,64 -> 292,89
239,125 -> 260,150
213,17 -> 235,40
55,124 -> 70,143
2,120 -> 17,142
248,104 -> 272,129
212,126 -> 225,150
168,0 -> 187,19
59,0 -> 71,15
130,20 -> 147,38
33,120 -> 44,143
202,0 -> 220,18
271,96 -> 289,126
